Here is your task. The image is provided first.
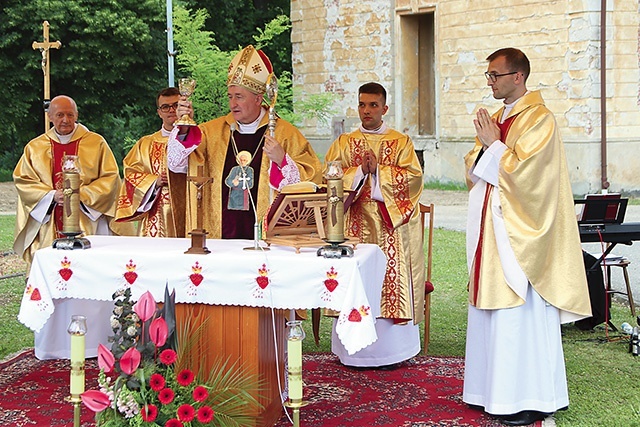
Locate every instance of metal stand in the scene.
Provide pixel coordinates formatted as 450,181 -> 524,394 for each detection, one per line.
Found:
317,241 -> 354,258
53,232 -> 91,250
284,399 -> 308,427
244,222 -> 270,251
64,396 -> 82,427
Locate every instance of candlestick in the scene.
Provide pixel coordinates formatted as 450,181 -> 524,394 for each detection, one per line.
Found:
318,161 -> 353,258
285,320 -> 307,426
67,315 -> 87,427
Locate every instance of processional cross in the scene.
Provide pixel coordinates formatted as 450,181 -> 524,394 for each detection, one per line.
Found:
32,21 -> 62,132
185,165 -> 214,254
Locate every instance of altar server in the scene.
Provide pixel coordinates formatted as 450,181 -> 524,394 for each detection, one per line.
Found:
325,82 -> 426,368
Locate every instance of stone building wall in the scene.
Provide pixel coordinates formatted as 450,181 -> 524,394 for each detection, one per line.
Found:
291,0 -> 640,193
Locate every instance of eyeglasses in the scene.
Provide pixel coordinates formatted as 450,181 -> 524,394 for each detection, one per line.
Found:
157,102 -> 179,113
484,71 -> 518,83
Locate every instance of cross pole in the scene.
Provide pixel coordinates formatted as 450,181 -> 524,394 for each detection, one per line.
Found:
32,21 -> 62,132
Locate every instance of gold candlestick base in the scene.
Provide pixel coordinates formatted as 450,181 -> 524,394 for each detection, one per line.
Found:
65,395 -> 82,427
284,399 -> 309,427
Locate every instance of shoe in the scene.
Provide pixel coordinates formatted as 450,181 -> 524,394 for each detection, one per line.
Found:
467,404 -> 484,411
499,410 -> 549,426
376,363 -> 400,371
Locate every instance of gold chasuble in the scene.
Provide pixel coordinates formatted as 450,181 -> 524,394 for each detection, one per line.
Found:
325,128 -> 425,323
116,131 -> 186,237
13,125 -> 131,265
174,111 -> 322,238
464,91 -> 590,318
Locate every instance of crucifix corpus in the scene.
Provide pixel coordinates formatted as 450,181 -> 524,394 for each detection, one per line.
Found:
185,165 -> 213,254
32,21 -> 62,132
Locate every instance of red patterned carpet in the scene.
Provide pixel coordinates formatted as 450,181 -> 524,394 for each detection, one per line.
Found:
275,353 -> 533,427
0,350 -> 540,427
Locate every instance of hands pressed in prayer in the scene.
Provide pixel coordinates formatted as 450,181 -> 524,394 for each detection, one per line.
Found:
361,148 -> 377,175
473,108 -> 501,149
263,134 -> 286,167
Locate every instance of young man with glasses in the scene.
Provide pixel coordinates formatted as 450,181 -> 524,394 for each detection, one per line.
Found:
462,48 -> 591,425
116,87 -> 186,237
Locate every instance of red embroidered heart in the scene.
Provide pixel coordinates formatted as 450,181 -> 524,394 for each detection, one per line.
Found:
256,276 -> 269,289
190,273 -> 203,286
324,278 -> 338,292
124,271 -> 138,285
59,268 -> 72,281
30,288 -> 42,301
347,308 -> 362,322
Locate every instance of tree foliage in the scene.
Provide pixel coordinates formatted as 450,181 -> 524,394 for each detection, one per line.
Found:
0,0 -> 167,170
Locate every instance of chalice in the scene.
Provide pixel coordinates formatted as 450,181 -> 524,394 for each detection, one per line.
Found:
175,77 -> 197,127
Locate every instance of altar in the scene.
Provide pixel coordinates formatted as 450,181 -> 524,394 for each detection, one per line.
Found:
18,235 -> 386,426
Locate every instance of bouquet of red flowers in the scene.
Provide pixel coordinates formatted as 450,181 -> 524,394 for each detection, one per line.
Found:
81,288 -> 260,427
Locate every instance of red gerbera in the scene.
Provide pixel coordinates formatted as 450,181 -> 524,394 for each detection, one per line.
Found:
141,404 -> 158,422
159,349 -> 178,365
176,369 -> 195,386
197,406 -> 215,423
165,419 -> 184,427
149,373 -> 166,391
192,385 -> 209,402
158,388 -> 175,405
177,404 -> 195,422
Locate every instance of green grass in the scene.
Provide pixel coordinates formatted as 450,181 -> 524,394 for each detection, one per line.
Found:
1,217 -> 640,425
424,179 -> 467,192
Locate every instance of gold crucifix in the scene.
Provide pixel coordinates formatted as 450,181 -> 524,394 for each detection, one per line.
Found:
185,165 -> 214,254
32,21 -> 62,132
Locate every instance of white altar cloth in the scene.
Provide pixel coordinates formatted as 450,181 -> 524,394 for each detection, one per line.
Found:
19,235 -> 385,358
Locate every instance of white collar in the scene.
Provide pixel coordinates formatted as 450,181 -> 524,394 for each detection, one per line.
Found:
359,121 -> 387,135
237,109 -> 267,134
55,124 -> 79,144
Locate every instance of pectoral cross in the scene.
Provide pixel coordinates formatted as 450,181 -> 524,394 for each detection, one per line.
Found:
185,165 -> 213,254
238,171 -> 250,190
32,21 -> 62,132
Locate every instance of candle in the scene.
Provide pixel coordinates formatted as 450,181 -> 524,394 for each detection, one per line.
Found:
286,320 -> 305,402
287,338 -> 303,400
70,333 -> 85,395
67,315 -> 87,397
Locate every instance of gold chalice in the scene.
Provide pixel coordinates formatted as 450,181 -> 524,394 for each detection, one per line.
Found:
175,78 -> 197,127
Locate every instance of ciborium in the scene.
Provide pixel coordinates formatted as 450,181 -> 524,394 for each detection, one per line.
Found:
175,77 -> 197,127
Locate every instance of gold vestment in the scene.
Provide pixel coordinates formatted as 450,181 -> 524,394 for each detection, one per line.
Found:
464,91 -> 591,317
325,128 -> 425,323
14,125 -> 132,265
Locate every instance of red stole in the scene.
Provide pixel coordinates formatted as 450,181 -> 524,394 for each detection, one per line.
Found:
51,139 -> 80,237
469,113 -> 517,305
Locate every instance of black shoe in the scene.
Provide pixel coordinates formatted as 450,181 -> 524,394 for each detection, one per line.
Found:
499,410 -> 549,426
376,363 -> 400,371
467,404 -> 484,412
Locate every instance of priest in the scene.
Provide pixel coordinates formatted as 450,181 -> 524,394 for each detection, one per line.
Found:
116,87 -> 186,237
324,82 -> 426,368
166,45 -> 322,239
463,48 -> 591,426
13,94 -> 132,359
13,95 -> 131,268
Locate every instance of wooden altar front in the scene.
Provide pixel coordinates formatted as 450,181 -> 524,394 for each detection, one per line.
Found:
175,304 -> 287,427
